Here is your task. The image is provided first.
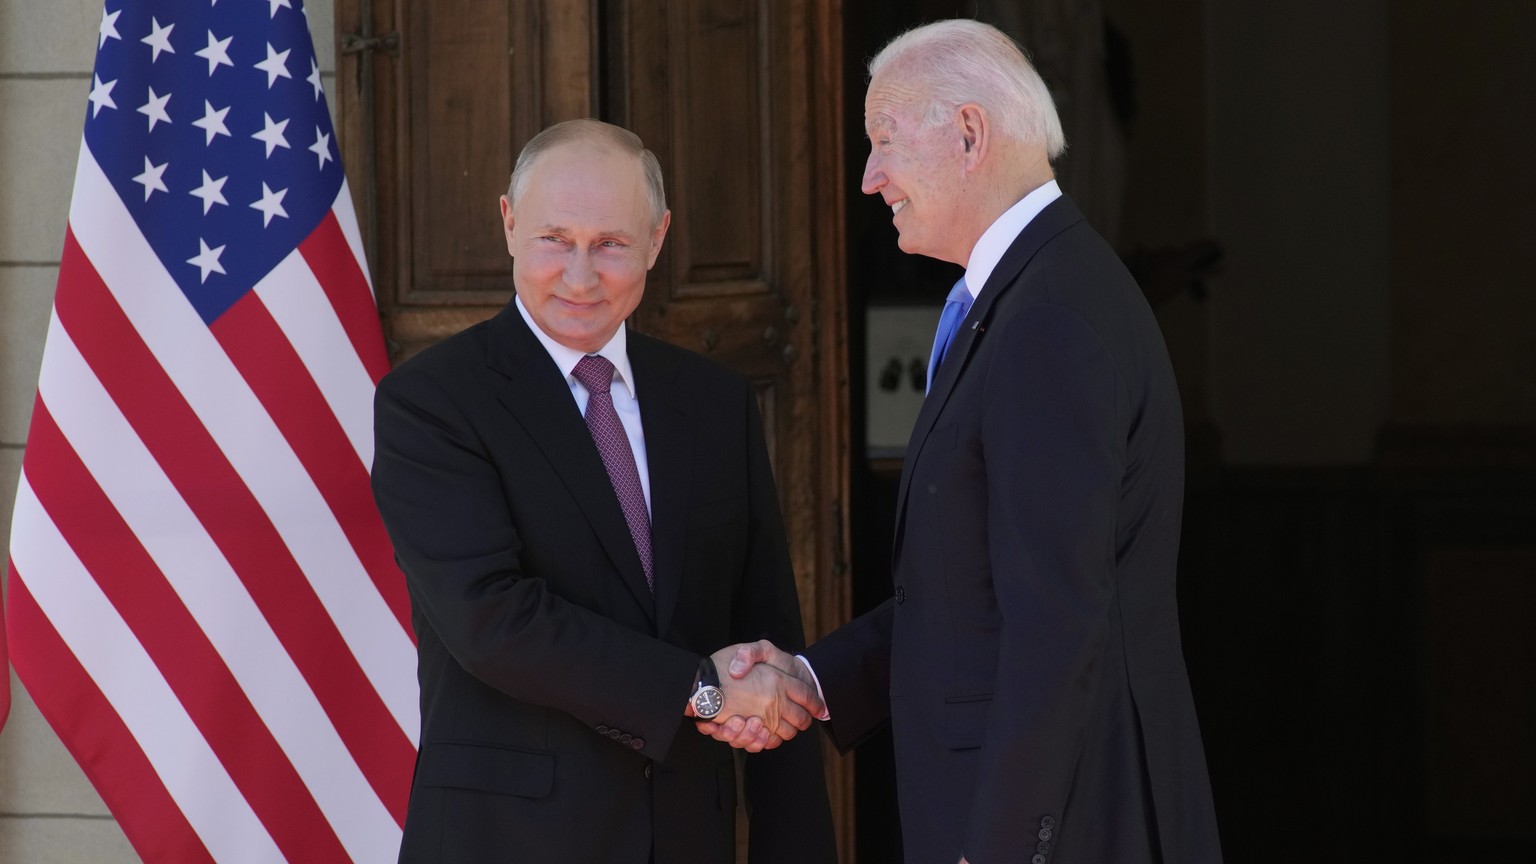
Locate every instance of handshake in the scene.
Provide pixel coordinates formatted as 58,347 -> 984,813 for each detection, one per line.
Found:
688,641 -> 824,752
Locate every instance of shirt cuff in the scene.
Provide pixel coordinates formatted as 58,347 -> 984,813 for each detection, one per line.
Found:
794,654 -> 831,721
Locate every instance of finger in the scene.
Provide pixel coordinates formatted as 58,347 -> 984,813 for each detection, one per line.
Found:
777,696 -> 813,731
781,677 -> 824,722
772,719 -> 800,744
761,732 -> 785,750
744,725 -> 773,753
704,715 -> 749,745
738,714 -> 769,742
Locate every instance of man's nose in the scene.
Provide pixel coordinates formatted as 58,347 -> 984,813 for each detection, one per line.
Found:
860,151 -> 884,196
564,249 -> 599,290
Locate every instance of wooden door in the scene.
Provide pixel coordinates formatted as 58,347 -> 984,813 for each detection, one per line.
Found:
333,1 -> 854,858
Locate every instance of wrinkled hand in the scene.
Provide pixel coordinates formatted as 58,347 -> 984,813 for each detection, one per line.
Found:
695,640 -> 824,751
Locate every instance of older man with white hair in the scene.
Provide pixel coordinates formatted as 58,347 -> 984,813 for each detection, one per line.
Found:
708,19 -> 1223,864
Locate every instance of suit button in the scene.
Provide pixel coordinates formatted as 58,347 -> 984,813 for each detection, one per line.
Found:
1041,815 -> 1055,829
1032,855 -> 1046,864
608,729 -> 622,740
596,725 -> 610,735
1037,840 -> 1051,854
620,733 -> 633,745
644,764 -> 653,779
1038,827 -> 1052,842
895,586 -> 906,604
630,737 -> 645,750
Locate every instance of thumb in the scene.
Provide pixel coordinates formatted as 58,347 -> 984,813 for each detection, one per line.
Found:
727,640 -> 773,678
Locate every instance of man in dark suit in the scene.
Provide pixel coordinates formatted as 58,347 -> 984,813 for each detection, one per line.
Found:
708,19 -> 1222,864
371,119 -> 836,864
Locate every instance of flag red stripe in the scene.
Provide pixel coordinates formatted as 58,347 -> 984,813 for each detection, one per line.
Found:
23,401 -> 352,864
211,290 -> 413,635
300,210 -> 391,385
6,568 -> 217,864
56,230 -> 413,823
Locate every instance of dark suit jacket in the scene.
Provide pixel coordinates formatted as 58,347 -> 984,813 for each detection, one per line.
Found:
371,305 -> 835,864
806,196 -> 1221,864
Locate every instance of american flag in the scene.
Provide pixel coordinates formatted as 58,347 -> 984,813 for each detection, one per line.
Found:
3,1 -> 418,861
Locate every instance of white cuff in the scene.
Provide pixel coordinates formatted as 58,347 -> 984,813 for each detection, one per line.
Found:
794,654 -> 831,721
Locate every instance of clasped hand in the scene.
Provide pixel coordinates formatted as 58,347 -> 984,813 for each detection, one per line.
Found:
692,641 -> 823,752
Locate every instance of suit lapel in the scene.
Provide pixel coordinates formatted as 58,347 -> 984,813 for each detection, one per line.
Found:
485,307 -> 657,624
891,195 -> 1086,556
628,334 -> 691,640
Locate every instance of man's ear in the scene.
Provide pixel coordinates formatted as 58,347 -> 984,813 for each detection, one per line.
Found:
499,195 -> 517,255
958,103 -> 988,170
646,210 -> 672,269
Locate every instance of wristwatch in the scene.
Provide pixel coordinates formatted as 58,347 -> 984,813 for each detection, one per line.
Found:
689,656 -> 725,720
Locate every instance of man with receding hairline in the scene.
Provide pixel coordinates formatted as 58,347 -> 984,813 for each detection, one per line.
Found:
371,118 -> 835,864
707,20 -> 1223,864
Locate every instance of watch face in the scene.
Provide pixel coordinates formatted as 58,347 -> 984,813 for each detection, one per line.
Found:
693,686 -> 724,719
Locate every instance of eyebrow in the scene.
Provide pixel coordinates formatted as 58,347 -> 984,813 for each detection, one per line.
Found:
533,224 -> 640,242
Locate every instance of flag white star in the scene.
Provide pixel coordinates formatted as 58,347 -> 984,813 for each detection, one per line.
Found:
192,100 -> 232,144
268,0 -> 292,18
251,112 -> 291,157
99,8 -> 121,49
141,17 -> 175,62
250,183 -> 289,227
187,239 -> 227,283
189,170 -> 229,214
307,58 -> 324,100
196,31 -> 234,76
309,128 -> 333,170
254,42 -> 292,88
132,157 -> 169,201
87,75 -> 118,118
137,86 -> 173,132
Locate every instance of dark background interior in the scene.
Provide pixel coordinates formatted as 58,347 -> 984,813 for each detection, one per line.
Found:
839,1 -> 1536,862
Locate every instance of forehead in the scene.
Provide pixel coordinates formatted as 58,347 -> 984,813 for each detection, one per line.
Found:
863,70 -> 924,132
518,144 -> 649,225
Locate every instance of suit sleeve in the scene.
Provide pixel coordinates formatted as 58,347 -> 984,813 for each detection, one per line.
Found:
728,384 -> 838,864
964,302 -> 1124,863
371,365 -> 700,764
801,600 -> 894,753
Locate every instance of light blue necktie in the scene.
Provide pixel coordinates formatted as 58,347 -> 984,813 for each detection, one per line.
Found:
926,277 -> 972,392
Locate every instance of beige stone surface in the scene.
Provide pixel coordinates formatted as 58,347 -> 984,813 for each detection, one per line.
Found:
0,267 -> 56,446
0,0 -> 99,75
0,812 -> 135,864
0,80 -> 81,264
1,446 -> 19,547
308,0 -> 336,75
0,669 -> 114,818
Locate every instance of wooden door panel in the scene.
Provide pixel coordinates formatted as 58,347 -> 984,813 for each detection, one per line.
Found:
408,0 -> 517,290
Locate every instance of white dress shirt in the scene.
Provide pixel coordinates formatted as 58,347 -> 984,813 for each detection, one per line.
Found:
515,296 -> 652,515
960,179 -> 1061,300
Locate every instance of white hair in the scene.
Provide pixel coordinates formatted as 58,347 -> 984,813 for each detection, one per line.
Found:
870,19 -> 1066,159
507,118 -> 668,226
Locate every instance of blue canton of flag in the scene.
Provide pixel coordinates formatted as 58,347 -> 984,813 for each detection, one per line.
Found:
87,0 -> 342,325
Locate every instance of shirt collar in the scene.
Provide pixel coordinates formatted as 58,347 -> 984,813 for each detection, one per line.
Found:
515,295 -> 638,399
963,179 -> 1062,299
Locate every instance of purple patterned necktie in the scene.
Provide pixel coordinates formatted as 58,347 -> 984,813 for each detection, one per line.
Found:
571,355 -> 654,592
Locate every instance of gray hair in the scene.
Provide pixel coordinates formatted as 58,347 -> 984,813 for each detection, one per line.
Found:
506,118 -> 668,226
870,19 -> 1066,159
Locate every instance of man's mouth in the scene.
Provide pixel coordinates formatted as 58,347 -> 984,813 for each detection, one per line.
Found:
890,198 -> 908,216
